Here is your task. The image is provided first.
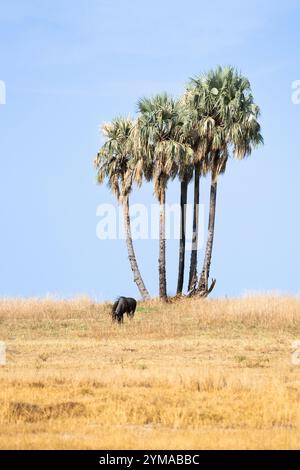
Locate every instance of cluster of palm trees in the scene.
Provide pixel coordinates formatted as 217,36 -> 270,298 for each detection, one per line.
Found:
95,66 -> 263,301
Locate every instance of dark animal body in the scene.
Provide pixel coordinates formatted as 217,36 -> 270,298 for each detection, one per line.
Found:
112,297 -> 137,323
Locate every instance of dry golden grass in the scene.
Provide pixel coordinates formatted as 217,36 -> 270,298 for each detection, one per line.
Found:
1,295 -> 300,449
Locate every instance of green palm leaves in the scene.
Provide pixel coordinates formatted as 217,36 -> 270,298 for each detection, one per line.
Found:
95,117 -> 135,201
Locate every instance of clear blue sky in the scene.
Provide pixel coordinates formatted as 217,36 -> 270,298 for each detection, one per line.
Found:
0,0 -> 299,301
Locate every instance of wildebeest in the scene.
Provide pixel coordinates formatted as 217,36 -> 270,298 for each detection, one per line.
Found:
112,297 -> 137,324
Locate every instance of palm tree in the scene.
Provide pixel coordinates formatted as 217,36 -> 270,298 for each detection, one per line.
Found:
135,94 -> 193,300
187,66 -> 263,296
175,108 -> 195,295
95,117 -> 150,300
183,97 -> 208,293
176,166 -> 193,295
187,160 -> 202,292
197,150 -> 227,296
172,101 -> 195,296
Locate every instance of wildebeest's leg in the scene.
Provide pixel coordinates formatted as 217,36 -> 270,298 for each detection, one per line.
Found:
112,312 -> 118,322
114,298 -> 125,324
126,298 -> 137,319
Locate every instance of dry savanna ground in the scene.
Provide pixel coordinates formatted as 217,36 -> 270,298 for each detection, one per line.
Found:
1,295 -> 300,449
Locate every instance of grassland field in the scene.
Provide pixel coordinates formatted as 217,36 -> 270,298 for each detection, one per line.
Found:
1,295 -> 300,449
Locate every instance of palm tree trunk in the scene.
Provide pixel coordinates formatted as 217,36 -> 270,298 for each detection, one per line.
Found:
123,196 -> 150,300
198,176 -> 217,295
188,163 -> 201,291
159,188 -> 167,300
176,180 -> 188,295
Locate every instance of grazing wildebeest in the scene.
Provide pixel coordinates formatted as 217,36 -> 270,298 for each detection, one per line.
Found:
112,297 -> 137,324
